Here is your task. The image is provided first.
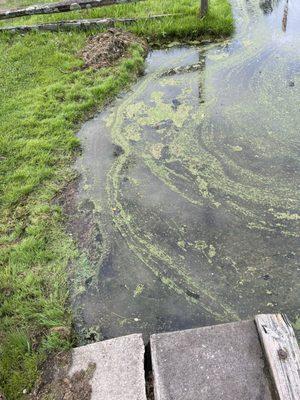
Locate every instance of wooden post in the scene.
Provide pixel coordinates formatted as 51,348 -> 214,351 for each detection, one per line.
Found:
200,0 -> 208,18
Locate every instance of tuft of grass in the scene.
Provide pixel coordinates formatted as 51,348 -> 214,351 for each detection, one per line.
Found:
0,0 -> 233,398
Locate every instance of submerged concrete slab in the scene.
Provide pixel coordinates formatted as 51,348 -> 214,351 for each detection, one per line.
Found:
69,333 -> 147,400
151,320 -> 274,400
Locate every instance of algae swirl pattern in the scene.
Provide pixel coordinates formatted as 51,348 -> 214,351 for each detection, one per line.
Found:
75,0 -> 300,339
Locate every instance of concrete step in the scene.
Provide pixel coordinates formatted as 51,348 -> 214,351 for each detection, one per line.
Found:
69,333 -> 147,400
150,320 -> 274,400
63,315 -> 300,400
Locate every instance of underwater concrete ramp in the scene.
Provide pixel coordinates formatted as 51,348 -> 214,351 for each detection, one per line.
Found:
67,314 -> 300,400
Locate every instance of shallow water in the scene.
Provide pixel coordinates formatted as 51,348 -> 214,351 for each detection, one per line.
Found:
74,0 -> 300,341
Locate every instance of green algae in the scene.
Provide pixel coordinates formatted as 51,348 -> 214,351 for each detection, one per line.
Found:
101,49 -> 241,321
293,317 -> 300,331
229,145 -> 243,152
73,0 -> 300,338
134,283 -> 144,297
274,212 -> 300,221
208,245 -> 216,259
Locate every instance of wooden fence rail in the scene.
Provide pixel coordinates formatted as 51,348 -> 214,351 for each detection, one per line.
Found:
0,0 -> 141,20
0,14 -> 174,33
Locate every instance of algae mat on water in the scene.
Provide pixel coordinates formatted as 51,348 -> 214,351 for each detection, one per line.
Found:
72,0 -> 300,341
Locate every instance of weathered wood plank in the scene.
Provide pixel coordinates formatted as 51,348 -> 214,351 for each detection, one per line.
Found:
0,0 -> 141,21
255,314 -> 300,400
0,14 -> 174,33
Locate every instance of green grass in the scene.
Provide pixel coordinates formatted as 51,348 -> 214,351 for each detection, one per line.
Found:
0,0 -> 233,41
0,35 -> 146,399
0,1 -> 233,398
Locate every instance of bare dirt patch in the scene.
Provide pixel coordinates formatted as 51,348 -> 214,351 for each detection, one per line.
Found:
81,28 -> 148,69
30,352 -> 95,400
55,178 -> 102,264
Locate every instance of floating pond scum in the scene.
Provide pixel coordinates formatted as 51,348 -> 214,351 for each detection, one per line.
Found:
72,0 -> 300,341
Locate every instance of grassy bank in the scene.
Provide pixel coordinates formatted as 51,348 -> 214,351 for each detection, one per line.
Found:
0,1 -> 233,398
0,0 -> 233,41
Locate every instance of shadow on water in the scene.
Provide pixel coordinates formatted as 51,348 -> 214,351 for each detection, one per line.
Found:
71,0 -> 300,342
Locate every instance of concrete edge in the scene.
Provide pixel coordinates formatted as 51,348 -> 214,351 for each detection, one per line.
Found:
150,319 -> 252,342
70,333 -> 147,400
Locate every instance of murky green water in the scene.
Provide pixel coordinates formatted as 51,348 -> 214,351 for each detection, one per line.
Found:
74,0 -> 300,341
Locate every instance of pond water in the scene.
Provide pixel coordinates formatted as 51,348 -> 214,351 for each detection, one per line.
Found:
73,0 -> 300,341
